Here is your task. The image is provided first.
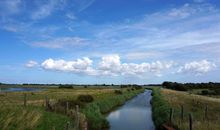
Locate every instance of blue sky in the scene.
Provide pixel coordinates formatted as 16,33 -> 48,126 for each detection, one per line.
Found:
0,0 -> 220,84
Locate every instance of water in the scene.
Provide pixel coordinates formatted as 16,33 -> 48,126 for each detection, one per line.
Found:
0,87 -> 43,92
107,90 -> 155,130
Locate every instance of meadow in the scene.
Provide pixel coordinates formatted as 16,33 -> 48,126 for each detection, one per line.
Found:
161,88 -> 220,130
0,85 -> 144,130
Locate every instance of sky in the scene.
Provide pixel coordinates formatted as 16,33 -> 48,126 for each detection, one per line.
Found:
0,0 -> 220,84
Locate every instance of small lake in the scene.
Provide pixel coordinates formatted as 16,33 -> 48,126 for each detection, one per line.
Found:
0,87 -> 44,92
107,90 -> 155,130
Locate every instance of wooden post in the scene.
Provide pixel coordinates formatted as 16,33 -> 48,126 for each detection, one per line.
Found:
76,105 -> 79,129
205,105 -> 208,120
66,102 -> 69,114
169,108 -> 173,124
45,96 -> 49,110
24,93 -> 27,107
65,122 -> 70,130
181,105 -> 184,121
189,113 -> 193,130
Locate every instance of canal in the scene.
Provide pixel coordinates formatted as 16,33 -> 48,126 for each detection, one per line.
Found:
107,90 -> 155,130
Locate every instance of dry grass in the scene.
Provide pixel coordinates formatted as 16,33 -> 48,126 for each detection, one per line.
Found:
161,89 -> 220,130
0,87 -> 130,130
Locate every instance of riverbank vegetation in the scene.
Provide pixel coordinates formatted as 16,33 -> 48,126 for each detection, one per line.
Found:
151,87 -> 170,130
82,89 -> 144,130
0,85 -> 144,130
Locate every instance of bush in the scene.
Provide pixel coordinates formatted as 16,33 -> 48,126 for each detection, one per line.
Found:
77,95 -> 94,103
201,90 -> 209,95
56,99 -> 81,109
114,90 -> 123,95
58,84 -> 73,89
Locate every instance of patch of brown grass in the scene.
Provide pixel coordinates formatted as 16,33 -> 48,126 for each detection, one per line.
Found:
161,89 -> 220,130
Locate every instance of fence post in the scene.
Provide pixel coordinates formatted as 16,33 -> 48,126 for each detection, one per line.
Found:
24,93 -> 27,107
169,108 -> 173,124
205,105 -> 208,120
65,121 -> 70,130
45,96 -> 49,110
66,102 -> 69,114
181,105 -> 184,121
76,105 -> 79,129
189,113 -> 193,130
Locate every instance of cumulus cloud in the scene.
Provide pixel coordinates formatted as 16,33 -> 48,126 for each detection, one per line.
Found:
39,55 -> 174,77
25,60 -> 38,68
98,55 -> 174,76
32,55 -> 218,78
177,60 -> 216,75
41,57 -> 97,75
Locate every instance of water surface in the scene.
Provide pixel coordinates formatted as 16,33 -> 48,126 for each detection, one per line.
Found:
0,87 -> 44,92
107,90 -> 155,130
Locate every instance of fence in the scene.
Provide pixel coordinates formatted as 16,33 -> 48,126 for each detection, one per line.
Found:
167,104 -> 213,130
0,92 -> 88,130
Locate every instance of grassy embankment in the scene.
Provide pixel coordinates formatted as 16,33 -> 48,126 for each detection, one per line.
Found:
161,88 -> 220,130
151,87 -> 170,130
0,86 -> 144,130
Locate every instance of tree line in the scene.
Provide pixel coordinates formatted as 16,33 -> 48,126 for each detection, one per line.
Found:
162,81 -> 220,95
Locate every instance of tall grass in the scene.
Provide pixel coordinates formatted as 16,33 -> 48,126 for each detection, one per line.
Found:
151,88 -> 170,130
0,105 -> 71,130
162,88 -> 220,130
82,89 -> 144,130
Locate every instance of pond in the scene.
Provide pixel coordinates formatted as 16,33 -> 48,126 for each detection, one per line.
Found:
107,90 -> 155,130
0,87 -> 44,92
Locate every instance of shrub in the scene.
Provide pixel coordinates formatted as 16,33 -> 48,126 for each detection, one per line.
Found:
114,90 -> 123,95
201,90 -> 209,95
77,95 -> 94,103
58,84 -> 73,89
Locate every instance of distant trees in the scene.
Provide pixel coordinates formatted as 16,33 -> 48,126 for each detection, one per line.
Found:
162,81 -> 220,92
58,84 -> 74,89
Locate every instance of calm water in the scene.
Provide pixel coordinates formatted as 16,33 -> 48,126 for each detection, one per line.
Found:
107,90 -> 155,130
0,87 -> 43,92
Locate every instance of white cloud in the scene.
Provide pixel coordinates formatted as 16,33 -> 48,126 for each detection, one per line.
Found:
25,60 -> 38,68
177,60 -> 216,75
39,55 -> 174,77
32,37 -> 89,49
41,57 -> 97,75
98,55 -> 174,77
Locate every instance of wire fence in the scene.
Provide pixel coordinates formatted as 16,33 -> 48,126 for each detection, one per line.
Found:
0,92 -> 88,130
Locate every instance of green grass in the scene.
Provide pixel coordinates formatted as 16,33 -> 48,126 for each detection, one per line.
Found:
0,87 -> 144,130
162,88 -> 220,130
0,105 -> 72,130
151,87 -> 170,130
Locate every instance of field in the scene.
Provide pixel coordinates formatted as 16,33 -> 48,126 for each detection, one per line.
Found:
161,88 -> 220,130
0,86 -> 144,130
